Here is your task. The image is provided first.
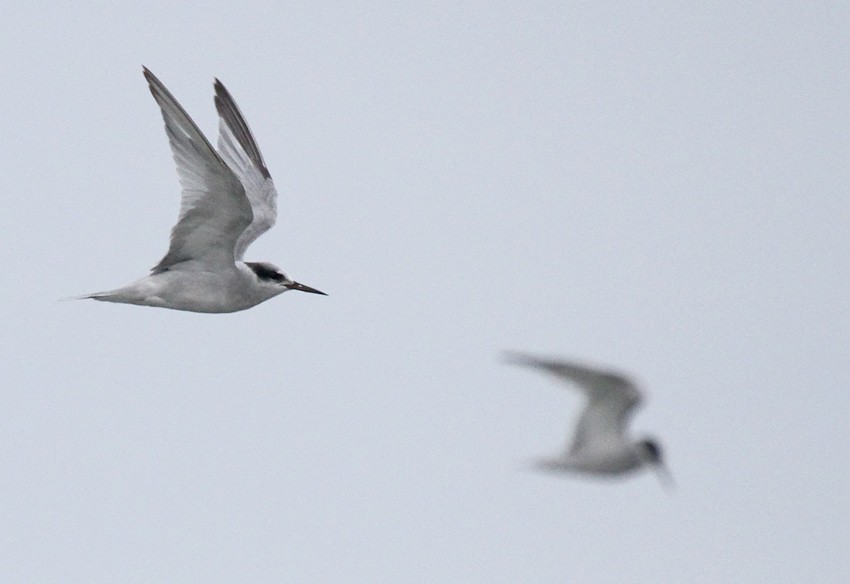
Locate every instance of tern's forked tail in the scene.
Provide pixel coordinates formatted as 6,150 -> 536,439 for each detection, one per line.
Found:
59,292 -> 105,301
60,287 -> 138,303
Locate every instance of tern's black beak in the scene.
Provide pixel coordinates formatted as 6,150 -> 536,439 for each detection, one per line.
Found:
286,281 -> 327,295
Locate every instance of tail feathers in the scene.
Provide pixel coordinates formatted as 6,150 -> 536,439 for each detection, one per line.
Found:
59,291 -> 113,301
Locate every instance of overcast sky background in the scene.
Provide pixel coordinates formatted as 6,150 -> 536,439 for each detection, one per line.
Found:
2,2 -> 849,582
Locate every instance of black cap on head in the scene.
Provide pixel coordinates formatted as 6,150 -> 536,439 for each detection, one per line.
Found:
639,439 -> 663,464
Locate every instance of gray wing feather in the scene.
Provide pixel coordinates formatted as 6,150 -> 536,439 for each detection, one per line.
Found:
213,79 -> 278,261
504,352 -> 642,455
143,67 -> 252,273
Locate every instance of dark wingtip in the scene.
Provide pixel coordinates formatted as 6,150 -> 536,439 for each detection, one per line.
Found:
141,66 -> 165,100
212,77 -> 272,180
212,77 -> 231,104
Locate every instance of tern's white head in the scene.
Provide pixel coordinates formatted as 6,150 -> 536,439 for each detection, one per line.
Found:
245,261 -> 326,297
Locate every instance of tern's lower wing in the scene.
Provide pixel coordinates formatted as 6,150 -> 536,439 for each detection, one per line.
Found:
143,68 -> 253,273
214,79 -> 278,261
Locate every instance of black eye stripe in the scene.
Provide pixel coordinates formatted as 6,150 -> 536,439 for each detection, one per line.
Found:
246,262 -> 285,282
642,440 -> 661,460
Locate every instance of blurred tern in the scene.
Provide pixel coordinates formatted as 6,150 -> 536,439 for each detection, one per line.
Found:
505,352 -> 672,487
78,67 -> 326,313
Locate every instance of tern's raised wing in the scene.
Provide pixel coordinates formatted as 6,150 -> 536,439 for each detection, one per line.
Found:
144,68 -> 253,273
214,79 -> 278,261
504,352 -> 642,455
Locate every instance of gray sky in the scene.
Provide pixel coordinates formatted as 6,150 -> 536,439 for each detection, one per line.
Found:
2,2 -> 849,582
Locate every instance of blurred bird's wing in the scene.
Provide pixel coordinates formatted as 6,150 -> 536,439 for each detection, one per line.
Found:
504,352 -> 642,455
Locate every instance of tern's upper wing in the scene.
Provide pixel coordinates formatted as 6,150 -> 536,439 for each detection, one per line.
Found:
504,352 -> 643,455
144,68 -> 253,274
213,79 -> 278,261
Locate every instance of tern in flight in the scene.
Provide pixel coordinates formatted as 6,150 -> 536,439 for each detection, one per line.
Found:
78,67 -> 326,313
505,352 -> 672,487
